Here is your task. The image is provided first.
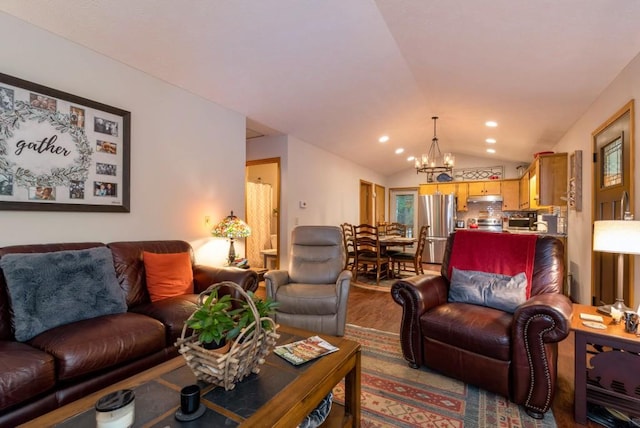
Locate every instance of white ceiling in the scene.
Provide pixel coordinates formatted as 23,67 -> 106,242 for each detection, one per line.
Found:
3,1 -> 640,176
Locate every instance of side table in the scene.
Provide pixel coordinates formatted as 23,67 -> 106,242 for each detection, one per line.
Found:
572,304 -> 640,424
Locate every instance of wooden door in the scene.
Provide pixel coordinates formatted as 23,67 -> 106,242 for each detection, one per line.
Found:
359,181 -> 373,225
375,184 -> 385,225
592,101 -> 634,306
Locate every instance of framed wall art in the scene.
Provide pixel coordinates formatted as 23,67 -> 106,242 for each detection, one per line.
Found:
0,72 -> 130,212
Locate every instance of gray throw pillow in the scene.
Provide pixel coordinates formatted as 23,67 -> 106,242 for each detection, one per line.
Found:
0,246 -> 127,341
448,267 -> 528,313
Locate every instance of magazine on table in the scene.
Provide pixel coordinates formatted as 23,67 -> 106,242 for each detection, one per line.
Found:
274,335 -> 339,365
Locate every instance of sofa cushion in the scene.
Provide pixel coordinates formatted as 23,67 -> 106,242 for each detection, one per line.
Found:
448,267 -> 528,313
130,294 -> 198,345
0,341 -> 56,412
143,251 -> 194,302
0,247 -> 127,341
28,313 -> 165,381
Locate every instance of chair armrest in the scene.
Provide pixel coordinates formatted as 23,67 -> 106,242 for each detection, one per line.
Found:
513,293 -> 573,344
335,270 -> 352,300
391,273 -> 448,367
192,265 -> 258,294
391,274 -> 449,318
511,292 -> 573,414
264,270 -> 290,298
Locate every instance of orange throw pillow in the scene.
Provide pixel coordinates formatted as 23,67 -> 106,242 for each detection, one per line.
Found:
143,251 -> 194,302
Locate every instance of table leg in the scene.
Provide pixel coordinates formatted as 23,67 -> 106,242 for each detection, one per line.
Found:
343,349 -> 361,426
574,331 -> 588,425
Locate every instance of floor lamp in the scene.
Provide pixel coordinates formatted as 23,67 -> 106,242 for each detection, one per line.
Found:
593,219 -> 640,313
212,211 -> 251,266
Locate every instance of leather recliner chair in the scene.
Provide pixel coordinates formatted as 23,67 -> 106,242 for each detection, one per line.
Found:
264,226 -> 352,336
391,232 -> 573,418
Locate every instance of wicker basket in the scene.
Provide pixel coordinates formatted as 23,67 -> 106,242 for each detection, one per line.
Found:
176,281 -> 279,390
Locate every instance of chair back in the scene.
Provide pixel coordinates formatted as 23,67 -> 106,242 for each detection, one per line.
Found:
441,232 -> 564,297
340,223 -> 355,253
353,224 -> 381,256
340,223 -> 355,270
414,225 -> 430,262
386,222 -> 407,237
289,226 -> 345,284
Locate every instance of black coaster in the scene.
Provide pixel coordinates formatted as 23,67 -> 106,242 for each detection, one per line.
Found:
175,403 -> 206,421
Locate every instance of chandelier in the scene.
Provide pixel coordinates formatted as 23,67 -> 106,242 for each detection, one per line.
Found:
415,116 -> 454,182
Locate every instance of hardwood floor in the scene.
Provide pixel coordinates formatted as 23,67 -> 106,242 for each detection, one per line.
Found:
256,265 -> 601,427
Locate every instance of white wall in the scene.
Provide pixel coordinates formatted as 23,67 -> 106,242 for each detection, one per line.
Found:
248,134 -> 385,268
554,51 -> 640,308
0,13 -> 246,266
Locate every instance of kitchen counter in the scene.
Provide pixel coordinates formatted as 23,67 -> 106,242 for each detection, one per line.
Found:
505,228 -> 567,238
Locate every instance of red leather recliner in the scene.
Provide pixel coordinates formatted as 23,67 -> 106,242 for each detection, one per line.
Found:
391,232 -> 573,418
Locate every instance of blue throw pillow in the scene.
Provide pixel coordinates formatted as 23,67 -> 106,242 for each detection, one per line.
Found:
448,267 -> 528,313
0,247 -> 127,342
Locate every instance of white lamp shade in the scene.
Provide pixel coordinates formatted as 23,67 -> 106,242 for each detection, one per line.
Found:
593,220 -> 640,255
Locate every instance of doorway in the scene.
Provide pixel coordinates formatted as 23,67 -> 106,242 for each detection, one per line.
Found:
359,180 -> 385,226
389,188 -> 419,237
246,158 -> 281,270
592,100 -> 635,307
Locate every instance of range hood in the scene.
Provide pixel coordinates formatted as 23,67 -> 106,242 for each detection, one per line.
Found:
467,194 -> 503,203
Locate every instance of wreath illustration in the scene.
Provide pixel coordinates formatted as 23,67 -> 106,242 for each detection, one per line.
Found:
0,100 -> 92,188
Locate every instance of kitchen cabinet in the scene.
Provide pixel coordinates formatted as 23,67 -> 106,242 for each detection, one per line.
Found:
533,153 -> 568,207
501,179 -> 519,211
467,180 -> 501,196
519,171 -> 530,209
457,183 -> 469,211
419,183 -> 456,196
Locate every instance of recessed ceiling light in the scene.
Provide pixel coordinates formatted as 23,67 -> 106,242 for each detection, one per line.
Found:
486,138 -> 496,144
485,121 -> 498,127
486,148 -> 496,154
379,135 -> 389,143
395,148 -> 404,154
407,156 -> 415,162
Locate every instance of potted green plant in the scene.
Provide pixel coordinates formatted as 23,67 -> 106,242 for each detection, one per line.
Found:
186,289 -> 278,352
231,292 -> 279,341
185,289 -> 242,352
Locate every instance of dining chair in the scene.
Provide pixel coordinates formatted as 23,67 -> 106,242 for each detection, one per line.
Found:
340,222 -> 355,271
389,225 -> 429,276
384,222 -> 408,254
353,223 -> 389,285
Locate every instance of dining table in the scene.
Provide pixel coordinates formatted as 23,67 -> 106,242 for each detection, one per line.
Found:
378,235 -> 417,250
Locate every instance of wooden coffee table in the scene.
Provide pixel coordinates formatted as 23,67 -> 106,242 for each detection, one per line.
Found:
20,324 -> 361,427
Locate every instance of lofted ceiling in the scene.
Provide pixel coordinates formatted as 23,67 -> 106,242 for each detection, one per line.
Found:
3,1 -> 640,176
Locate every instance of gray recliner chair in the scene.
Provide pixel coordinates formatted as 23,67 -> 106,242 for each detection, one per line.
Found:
264,225 -> 352,336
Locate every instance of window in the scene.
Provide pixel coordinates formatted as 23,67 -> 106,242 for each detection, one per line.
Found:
601,133 -> 623,188
390,189 -> 418,237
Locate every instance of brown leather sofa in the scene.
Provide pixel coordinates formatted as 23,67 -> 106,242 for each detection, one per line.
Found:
391,232 -> 573,418
0,240 -> 257,427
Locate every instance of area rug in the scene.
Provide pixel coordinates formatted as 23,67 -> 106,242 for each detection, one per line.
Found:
332,324 -> 558,428
352,270 -> 440,291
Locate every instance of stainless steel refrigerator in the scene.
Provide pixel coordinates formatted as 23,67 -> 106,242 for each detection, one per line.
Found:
419,193 -> 456,263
